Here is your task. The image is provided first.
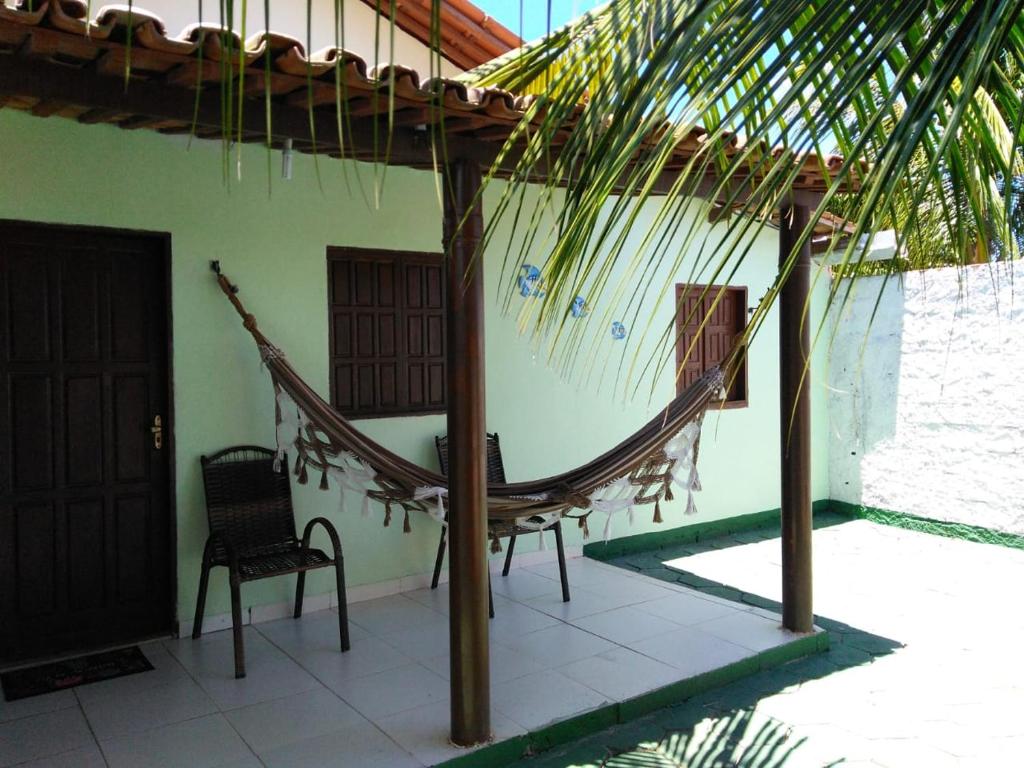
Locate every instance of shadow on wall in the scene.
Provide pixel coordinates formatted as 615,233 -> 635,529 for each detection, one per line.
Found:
827,275 -> 905,505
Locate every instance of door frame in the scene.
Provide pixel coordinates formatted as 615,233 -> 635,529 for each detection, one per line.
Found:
0,218 -> 178,644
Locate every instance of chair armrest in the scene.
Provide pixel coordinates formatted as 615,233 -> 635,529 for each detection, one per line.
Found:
300,517 -> 343,560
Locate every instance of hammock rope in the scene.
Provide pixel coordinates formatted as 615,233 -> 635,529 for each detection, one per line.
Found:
213,263 -> 728,541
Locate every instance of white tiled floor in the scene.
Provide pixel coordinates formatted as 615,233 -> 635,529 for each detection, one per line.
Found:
0,557 -> 810,767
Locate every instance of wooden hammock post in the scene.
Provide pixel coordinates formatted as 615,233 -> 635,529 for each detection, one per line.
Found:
778,203 -> 814,633
442,157 -> 491,746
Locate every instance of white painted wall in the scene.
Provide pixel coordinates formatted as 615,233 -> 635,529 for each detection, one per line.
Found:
828,261 -> 1024,534
118,0 -> 462,77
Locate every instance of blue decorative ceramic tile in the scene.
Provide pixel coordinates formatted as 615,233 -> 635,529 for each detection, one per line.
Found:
518,264 -> 545,298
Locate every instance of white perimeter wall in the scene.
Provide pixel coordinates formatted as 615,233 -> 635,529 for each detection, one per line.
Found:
828,261 -> 1024,534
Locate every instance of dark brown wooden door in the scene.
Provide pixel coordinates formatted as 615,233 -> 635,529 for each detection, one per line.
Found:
0,223 -> 172,662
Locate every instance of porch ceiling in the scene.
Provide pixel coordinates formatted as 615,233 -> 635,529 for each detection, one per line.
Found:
0,0 -> 852,203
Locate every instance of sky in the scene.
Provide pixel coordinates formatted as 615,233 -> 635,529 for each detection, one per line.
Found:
473,1 -> 604,44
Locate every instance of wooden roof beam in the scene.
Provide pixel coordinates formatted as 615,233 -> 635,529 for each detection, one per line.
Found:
0,51 -> 495,167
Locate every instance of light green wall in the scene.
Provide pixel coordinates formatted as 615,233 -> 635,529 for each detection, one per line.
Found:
0,109 -> 830,625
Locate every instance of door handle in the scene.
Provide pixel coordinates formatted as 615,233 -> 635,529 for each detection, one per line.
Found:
151,415 -> 163,450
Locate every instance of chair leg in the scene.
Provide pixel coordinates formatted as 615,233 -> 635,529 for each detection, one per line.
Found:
430,514 -> 448,590
191,556 -> 212,640
294,571 -> 306,619
335,558 -> 351,652
554,521 -> 571,603
230,576 -> 246,679
502,535 -> 517,577
488,572 -> 494,619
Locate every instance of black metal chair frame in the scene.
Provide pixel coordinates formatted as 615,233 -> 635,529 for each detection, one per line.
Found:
192,446 -> 350,678
430,433 -> 570,607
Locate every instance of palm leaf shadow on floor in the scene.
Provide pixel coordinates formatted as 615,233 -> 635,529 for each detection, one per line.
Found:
600,709 -> 836,768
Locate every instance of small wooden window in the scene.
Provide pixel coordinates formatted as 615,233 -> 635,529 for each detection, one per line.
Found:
675,284 -> 748,407
328,247 -> 447,418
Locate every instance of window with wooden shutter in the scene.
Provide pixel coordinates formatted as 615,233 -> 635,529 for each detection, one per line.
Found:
675,284 -> 748,407
328,247 -> 447,418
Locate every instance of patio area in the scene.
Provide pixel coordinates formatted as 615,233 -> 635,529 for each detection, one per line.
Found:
519,515 -> 1024,767
0,557 -> 816,768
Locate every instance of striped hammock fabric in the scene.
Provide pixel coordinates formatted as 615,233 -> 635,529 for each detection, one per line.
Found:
215,266 -> 726,541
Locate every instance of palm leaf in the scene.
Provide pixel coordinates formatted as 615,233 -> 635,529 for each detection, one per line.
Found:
452,0 -> 1023,394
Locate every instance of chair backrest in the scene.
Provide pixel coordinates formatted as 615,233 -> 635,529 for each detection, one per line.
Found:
434,433 -> 507,484
200,446 -> 298,559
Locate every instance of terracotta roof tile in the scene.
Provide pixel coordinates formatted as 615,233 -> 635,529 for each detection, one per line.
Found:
0,0 -> 859,195
361,0 -> 522,71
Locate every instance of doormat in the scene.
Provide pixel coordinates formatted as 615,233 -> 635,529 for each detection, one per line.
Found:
1,646 -> 154,701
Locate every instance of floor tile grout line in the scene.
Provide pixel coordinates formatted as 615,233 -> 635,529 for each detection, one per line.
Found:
0,690 -> 110,768
162,631 -> 329,714
252,599 -> 575,759
334,660 -> 451,723
345,596 -> 450,639
504,569 -> 736,620
8,564 -> 795,768
250,617 -> 432,766
98,710 -> 270,767
182,628 -> 272,767
501,586 -> 722,641
270,569 -> 780,698
171,623 -> 418,766
250,612 -> 434,690
491,590 -> 698,699
89,709 -> 249,749
70,686 -> 111,768
604,564 -> 804,653
0,697 -> 80,727
505,571 -> 786,680
250,619 -> 396,707
12,646 -> 208,764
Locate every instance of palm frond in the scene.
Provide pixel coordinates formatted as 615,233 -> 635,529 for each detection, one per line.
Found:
456,0 -> 1024,393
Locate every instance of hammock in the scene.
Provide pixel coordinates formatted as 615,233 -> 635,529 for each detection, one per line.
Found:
214,264 -> 728,543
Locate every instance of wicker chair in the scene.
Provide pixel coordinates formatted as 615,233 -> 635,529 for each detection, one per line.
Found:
431,433 -> 570,605
192,446 -> 350,678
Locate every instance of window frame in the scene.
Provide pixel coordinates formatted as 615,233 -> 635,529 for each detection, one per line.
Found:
674,283 -> 749,409
327,246 -> 448,419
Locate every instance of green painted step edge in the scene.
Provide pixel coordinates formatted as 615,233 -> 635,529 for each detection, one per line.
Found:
437,630 -> 827,768
585,499 -> 1024,560
583,500 -> 833,561
829,500 -> 1024,551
